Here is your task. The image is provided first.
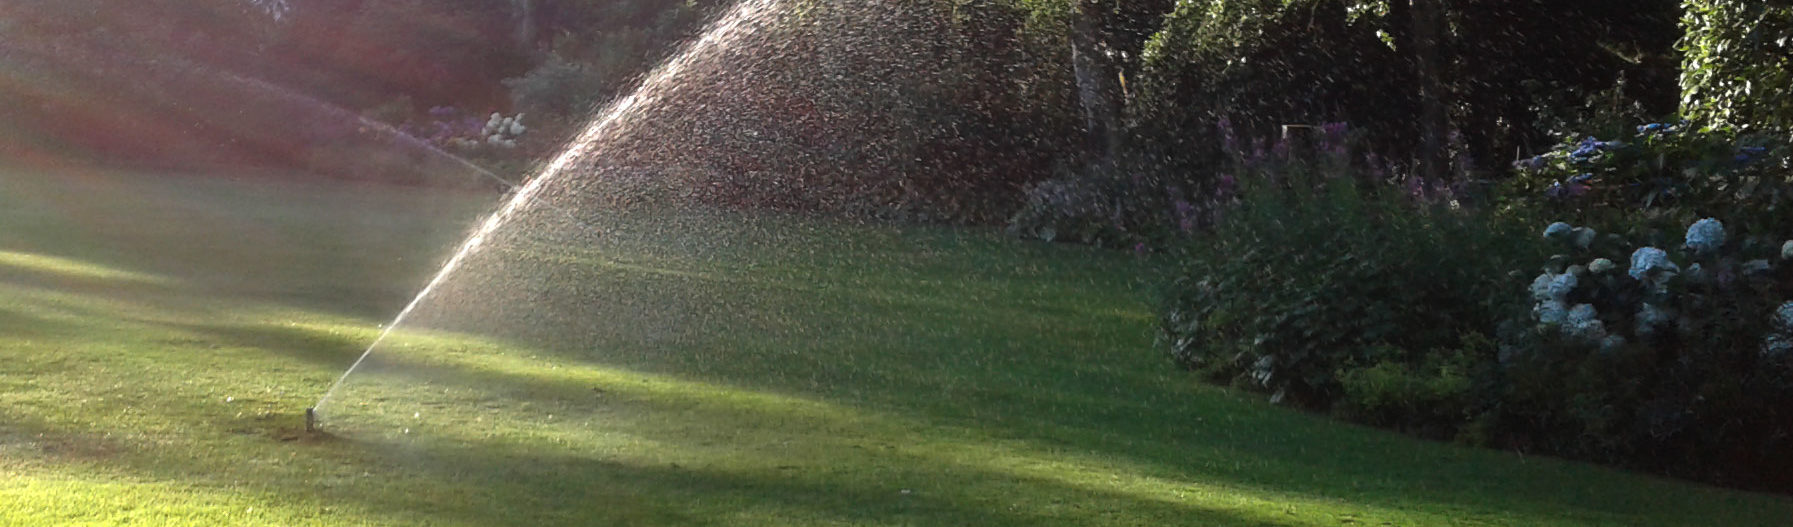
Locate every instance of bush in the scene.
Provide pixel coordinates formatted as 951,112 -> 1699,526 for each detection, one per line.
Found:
503,53 -> 608,120
1157,151 -> 1542,411
1489,217 -> 1793,490
1681,0 -> 1793,133
1507,122 -> 1793,233
1335,339 -> 1483,439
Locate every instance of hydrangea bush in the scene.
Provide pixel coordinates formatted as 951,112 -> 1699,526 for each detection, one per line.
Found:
1489,217 -> 1793,489
1508,122 -> 1789,225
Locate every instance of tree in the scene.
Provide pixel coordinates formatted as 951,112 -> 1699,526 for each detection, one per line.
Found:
1681,0 -> 1793,132
1070,0 -> 1127,161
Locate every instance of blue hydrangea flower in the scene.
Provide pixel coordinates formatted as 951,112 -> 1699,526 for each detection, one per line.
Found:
1534,300 -> 1569,326
1775,301 -> 1793,332
1565,303 -> 1606,340
1572,227 -> 1597,249
1548,273 -> 1579,299
1629,247 -> 1679,280
1781,240 -> 1793,260
1764,334 -> 1793,359
1544,222 -> 1573,239
1514,156 -> 1549,171
1685,262 -> 1707,284
1569,137 -> 1617,161
1685,218 -> 1726,254
1530,273 -> 1556,301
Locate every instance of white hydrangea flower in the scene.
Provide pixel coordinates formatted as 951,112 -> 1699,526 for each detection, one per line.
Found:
1588,258 -> 1616,274
1572,227 -> 1597,249
1629,247 -> 1679,280
1685,218 -> 1726,254
1781,240 -> 1793,260
1544,222 -> 1574,239
1535,300 -> 1569,326
1250,355 -> 1276,387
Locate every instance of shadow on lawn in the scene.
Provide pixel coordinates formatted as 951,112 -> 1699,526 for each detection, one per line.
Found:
168,320 -> 370,369
2,397 -> 1286,526
292,333 -> 1737,527
327,432 -> 1293,527
371,274 -> 1791,525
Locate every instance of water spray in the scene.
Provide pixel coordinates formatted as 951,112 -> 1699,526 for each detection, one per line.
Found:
305,0 -> 784,430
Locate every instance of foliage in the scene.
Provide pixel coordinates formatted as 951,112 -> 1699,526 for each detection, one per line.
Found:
1490,217 -> 1793,490
1134,0 -> 1412,176
1335,340 -> 1482,438
1507,122 -> 1793,233
1131,0 -> 1681,178
503,54 -> 607,119
1680,0 -> 1793,133
1445,0 -> 1683,163
1157,150 -> 1543,410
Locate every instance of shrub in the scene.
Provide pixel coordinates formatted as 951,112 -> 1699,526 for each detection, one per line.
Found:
1489,217 -> 1793,489
1335,339 -> 1483,439
503,53 -> 607,120
1157,152 -> 1542,411
1507,122 -> 1792,233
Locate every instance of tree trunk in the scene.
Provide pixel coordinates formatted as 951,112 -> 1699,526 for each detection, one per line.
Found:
1411,0 -> 1450,180
1070,0 -> 1127,163
511,0 -> 538,51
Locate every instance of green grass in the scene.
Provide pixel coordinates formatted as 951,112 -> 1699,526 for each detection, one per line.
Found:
3,167 -> 1792,526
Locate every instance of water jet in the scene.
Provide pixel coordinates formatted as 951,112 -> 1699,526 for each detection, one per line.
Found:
306,0 -> 785,428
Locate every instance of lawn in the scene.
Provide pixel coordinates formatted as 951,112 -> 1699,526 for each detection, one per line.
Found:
2,167 -> 1792,526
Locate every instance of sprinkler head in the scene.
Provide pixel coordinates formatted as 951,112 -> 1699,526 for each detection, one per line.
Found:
305,407 -> 318,433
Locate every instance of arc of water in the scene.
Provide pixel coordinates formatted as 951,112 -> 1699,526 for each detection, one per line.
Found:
311,0 -> 784,416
